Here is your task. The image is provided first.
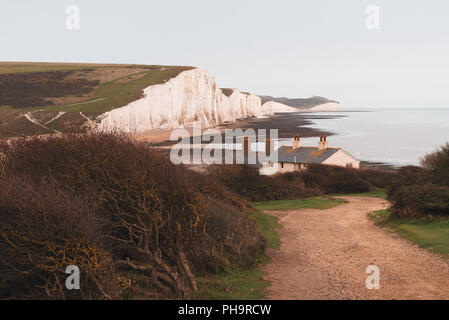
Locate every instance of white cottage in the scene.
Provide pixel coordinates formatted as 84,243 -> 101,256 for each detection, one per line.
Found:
260,135 -> 360,175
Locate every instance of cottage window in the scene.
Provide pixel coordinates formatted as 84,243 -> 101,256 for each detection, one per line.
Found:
280,162 -> 284,169
346,163 -> 353,168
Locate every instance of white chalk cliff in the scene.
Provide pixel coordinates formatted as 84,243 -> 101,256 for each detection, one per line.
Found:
260,101 -> 298,114
299,102 -> 341,112
97,68 -> 295,133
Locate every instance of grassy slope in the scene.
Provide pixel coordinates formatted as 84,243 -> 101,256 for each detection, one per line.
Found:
0,62 -> 193,114
370,210 -> 449,258
0,62 -> 193,136
0,62 -> 110,74
48,66 -> 193,113
0,62 -> 158,74
195,196 -> 346,300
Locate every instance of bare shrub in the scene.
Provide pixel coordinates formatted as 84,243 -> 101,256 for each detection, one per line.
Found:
0,133 -> 264,299
189,198 -> 266,275
0,177 -> 118,299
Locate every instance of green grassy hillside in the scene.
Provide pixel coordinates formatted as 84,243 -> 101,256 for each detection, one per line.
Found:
0,62 -> 193,137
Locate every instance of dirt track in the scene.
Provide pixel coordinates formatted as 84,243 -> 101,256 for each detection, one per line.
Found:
262,196 -> 449,300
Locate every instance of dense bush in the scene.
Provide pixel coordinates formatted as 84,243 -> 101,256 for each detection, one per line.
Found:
209,163 -> 393,202
0,133 -> 264,299
189,198 -> 265,275
0,177 -> 118,300
387,166 -> 428,199
421,143 -> 449,186
388,144 -> 449,218
208,165 -> 318,202
306,165 -> 372,194
390,184 -> 449,218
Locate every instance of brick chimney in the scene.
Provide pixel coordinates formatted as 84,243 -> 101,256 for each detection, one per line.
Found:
318,136 -> 328,151
265,137 -> 274,156
292,134 -> 302,149
243,136 -> 250,156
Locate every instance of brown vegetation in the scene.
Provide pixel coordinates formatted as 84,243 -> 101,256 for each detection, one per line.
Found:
388,143 -> 449,218
0,65 -> 152,109
0,71 -> 99,108
0,64 -> 194,137
208,164 -> 395,202
0,133 -> 264,299
0,178 -> 118,299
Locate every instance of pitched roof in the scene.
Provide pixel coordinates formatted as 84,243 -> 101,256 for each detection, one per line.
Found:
277,146 -> 341,164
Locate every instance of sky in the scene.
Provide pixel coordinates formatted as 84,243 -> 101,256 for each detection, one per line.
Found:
1,0 -> 448,108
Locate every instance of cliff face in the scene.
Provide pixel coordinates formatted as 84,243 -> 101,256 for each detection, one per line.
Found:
259,95 -> 340,111
299,102 -> 341,112
97,68 -> 288,133
261,101 -> 298,114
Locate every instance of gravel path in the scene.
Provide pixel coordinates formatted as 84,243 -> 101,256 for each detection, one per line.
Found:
262,196 -> 449,300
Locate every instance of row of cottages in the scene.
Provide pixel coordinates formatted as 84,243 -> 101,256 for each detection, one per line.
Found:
259,135 -> 360,175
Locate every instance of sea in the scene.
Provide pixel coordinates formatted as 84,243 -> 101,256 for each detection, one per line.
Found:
285,108 -> 449,167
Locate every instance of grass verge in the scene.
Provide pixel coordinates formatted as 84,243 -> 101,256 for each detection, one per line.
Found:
194,264 -> 269,300
248,210 -> 281,249
369,209 -> 449,258
194,210 -> 280,300
330,189 -> 387,199
252,196 -> 346,211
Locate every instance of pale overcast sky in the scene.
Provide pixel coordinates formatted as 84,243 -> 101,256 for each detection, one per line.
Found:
1,0 -> 448,107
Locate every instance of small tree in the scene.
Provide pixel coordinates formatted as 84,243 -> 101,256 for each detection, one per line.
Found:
421,143 -> 449,186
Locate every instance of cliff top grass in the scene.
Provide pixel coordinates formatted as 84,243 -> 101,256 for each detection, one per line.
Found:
0,62 -> 194,113
0,62 -> 132,74
0,62 -> 194,136
48,66 -> 194,113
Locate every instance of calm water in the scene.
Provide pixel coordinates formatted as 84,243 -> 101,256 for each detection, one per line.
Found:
293,108 -> 449,166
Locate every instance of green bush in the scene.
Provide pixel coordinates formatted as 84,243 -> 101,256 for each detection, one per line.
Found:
208,163 -> 392,202
421,143 -> 449,186
391,184 -> 449,218
208,165 -> 318,202
306,165 -> 372,194
387,166 -> 428,199
387,143 -> 449,218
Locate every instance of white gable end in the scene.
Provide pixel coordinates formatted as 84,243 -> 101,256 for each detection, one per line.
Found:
322,149 -> 360,168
